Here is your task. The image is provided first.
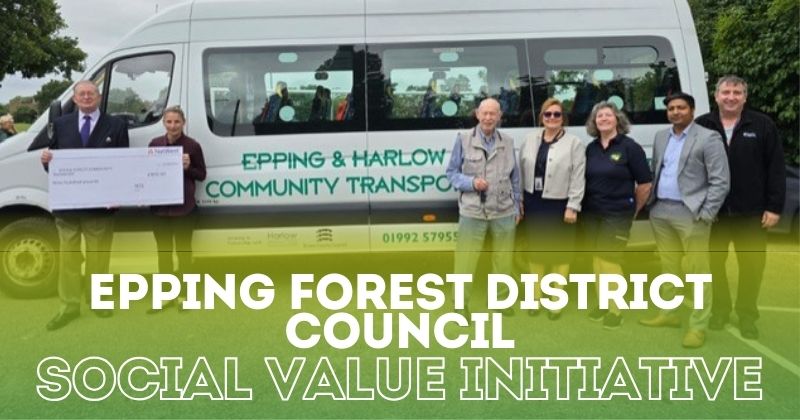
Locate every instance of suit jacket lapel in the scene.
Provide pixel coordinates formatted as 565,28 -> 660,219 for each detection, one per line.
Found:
677,127 -> 697,175
88,114 -> 109,147
64,115 -> 82,148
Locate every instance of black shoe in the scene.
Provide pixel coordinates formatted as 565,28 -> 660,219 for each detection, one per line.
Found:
547,311 -> 562,321
588,308 -> 608,322
46,311 -> 80,331
603,312 -> 623,330
739,318 -> 759,340
527,308 -> 541,317
709,314 -> 729,331
92,309 -> 113,318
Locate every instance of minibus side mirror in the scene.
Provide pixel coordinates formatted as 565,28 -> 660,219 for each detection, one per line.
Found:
48,100 -> 63,124
27,100 -> 74,151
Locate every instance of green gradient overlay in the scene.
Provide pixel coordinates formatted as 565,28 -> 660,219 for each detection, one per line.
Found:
1,234 -> 798,419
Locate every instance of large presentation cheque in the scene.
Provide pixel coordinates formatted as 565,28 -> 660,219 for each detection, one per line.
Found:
48,147 -> 184,210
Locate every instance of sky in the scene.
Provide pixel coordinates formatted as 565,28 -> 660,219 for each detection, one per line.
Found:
0,0 -> 188,103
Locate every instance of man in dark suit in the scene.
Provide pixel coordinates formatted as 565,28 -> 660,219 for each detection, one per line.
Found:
40,80 -> 129,331
639,92 -> 729,349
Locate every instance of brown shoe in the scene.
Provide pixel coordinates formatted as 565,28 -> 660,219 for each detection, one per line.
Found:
682,329 -> 706,348
638,314 -> 681,328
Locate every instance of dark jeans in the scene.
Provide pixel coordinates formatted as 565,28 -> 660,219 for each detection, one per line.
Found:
709,214 -> 767,321
152,211 -> 196,274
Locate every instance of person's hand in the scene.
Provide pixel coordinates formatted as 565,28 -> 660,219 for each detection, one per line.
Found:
564,208 -> 578,224
183,153 -> 190,170
472,177 -> 488,191
41,149 -> 53,164
761,210 -> 780,229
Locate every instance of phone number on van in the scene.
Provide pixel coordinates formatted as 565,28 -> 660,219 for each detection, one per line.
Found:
382,231 -> 458,244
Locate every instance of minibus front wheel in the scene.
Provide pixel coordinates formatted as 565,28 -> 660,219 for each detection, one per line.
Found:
0,217 -> 58,298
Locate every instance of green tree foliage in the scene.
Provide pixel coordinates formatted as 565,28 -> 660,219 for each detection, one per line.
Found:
107,88 -> 148,116
689,0 -> 800,163
0,0 -> 86,86
33,79 -> 73,113
12,106 -> 38,124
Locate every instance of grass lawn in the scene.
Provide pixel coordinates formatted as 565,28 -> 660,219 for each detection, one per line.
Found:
13,122 -> 31,132
0,241 -> 797,418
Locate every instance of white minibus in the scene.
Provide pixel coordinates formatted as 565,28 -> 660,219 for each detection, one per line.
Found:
0,0 -> 708,296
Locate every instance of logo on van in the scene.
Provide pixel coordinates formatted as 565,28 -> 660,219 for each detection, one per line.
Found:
316,228 -> 334,242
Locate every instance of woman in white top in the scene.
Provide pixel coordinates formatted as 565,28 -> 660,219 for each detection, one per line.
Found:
519,98 -> 586,320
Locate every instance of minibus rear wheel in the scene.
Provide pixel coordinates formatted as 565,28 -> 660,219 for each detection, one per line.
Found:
0,217 -> 59,298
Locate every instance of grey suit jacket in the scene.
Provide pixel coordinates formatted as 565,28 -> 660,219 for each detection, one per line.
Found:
649,123 -> 730,222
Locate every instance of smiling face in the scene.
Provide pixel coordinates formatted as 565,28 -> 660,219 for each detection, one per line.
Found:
72,81 -> 101,114
541,103 -> 564,131
594,106 -> 618,136
476,98 -> 502,136
666,98 -> 694,129
163,111 -> 185,139
715,81 -> 747,116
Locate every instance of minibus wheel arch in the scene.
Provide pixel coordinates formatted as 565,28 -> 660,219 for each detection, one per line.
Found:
0,216 -> 58,298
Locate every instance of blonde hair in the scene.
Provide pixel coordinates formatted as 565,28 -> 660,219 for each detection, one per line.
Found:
0,114 -> 13,124
163,105 -> 185,122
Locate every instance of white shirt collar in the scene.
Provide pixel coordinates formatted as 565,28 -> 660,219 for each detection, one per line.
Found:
79,109 -> 101,122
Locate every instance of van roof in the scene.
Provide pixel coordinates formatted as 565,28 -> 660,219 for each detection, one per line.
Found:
115,0 -> 686,48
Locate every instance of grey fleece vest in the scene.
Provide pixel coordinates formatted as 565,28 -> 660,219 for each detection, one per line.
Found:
458,127 -> 516,219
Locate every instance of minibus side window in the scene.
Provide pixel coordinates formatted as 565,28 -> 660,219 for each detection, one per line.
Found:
105,53 -> 175,128
203,45 -> 366,137
367,41 -> 532,131
528,37 -> 680,127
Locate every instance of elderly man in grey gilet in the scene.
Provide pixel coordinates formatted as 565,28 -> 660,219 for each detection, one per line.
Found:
446,98 -> 521,316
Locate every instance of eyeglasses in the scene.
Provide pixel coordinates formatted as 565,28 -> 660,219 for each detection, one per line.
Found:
543,111 -> 562,119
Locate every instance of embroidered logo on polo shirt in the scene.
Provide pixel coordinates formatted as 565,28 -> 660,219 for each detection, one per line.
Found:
742,132 -> 757,138
610,152 -> 623,162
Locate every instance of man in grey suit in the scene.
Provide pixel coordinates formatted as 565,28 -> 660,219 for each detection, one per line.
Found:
639,93 -> 729,348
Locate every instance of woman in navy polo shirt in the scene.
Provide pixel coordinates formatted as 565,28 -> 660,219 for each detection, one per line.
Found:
581,101 -> 652,330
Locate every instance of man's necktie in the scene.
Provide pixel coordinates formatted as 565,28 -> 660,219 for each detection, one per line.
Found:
80,115 -> 91,147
